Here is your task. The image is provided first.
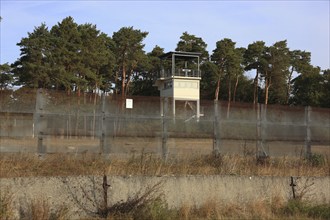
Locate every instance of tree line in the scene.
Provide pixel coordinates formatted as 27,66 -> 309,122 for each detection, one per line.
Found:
0,16 -> 329,107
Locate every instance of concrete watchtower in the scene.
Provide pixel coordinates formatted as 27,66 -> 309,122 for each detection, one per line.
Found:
154,51 -> 202,120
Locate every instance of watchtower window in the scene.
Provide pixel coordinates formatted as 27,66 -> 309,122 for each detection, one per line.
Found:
158,51 -> 201,79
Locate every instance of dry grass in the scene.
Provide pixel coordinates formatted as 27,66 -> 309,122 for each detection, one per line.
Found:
102,195 -> 330,220
0,192 -> 69,220
177,196 -> 330,220
0,153 -> 108,178
0,187 -> 14,220
102,181 -> 165,219
1,184 -> 329,220
0,152 -> 329,178
2,196 -> 328,220
22,198 -> 51,220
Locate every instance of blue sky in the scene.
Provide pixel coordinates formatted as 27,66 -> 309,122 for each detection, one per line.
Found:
1,0 -> 329,72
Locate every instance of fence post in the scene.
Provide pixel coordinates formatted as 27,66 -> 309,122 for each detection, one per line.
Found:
162,97 -> 168,160
256,104 -> 268,158
256,103 -> 268,157
102,174 -> 110,216
290,176 -> 297,199
213,100 -> 220,156
261,104 -> 268,156
100,94 -> 109,154
305,106 -> 312,158
35,88 -> 46,154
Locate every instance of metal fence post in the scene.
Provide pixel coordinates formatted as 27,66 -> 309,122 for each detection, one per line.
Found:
213,100 -> 220,156
261,104 -> 268,156
100,94 -> 110,154
256,104 -> 268,158
305,106 -> 312,158
162,97 -> 168,160
35,88 -> 46,154
256,103 -> 261,157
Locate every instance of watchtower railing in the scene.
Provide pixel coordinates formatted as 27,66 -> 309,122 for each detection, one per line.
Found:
159,68 -> 201,79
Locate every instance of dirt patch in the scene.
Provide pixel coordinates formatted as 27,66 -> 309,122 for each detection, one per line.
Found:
1,137 -> 328,157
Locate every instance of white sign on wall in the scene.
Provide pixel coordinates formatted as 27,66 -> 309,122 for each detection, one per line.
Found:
126,99 -> 133,109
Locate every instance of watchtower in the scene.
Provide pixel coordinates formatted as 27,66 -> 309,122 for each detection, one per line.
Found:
154,51 -> 202,120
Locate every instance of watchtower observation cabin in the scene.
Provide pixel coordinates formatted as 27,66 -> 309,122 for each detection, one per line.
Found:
154,51 -> 202,120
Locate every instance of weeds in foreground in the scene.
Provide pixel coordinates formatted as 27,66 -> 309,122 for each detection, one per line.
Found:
0,187 -> 14,220
0,152 -> 329,178
0,192 -> 69,220
19,198 -> 69,220
2,184 -> 329,220
76,176 -> 329,220
281,199 -> 330,220
102,197 -> 330,220
21,198 -> 51,220
102,181 -> 173,220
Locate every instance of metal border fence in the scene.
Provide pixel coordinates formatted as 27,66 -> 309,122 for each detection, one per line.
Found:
1,89 -> 329,157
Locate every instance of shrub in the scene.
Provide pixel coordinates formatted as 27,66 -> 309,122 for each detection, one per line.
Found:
306,203 -> 330,219
99,181 -> 170,219
282,199 -> 330,220
307,153 -> 325,167
133,197 -> 174,220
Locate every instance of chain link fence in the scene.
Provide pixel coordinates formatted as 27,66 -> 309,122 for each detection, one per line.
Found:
0,89 -> 329,157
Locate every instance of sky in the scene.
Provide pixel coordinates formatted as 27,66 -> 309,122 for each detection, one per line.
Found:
1,0 -> 329,73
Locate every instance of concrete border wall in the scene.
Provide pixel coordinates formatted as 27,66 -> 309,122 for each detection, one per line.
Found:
1,175 -> 329,219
